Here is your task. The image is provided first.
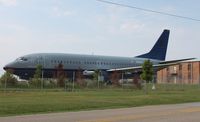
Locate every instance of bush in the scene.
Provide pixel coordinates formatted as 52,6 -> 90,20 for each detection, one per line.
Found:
16,81 -> 29,88
0,71 -> 18,87
30,78 -> 41,88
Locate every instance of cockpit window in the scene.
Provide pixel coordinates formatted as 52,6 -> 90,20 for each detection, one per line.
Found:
17,57 -> 28,61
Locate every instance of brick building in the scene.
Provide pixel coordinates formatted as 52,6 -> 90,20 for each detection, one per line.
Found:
157,61 -> 200,84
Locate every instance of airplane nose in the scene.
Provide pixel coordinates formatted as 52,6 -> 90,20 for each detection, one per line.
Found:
3,66 -> 7,70
3,64 -> 10,70
3,63 -> 14,71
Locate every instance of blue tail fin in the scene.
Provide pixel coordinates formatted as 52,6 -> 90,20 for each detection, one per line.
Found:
136,29 -> 170,61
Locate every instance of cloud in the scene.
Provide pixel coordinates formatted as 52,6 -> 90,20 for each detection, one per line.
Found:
52,6 -> 75,17
94,5 -> 145,35
120,20 -> 145,33
0,0 -> 17,6
0,23 -> 26,32
160,6 -> 176,13
92,4 -> 200,59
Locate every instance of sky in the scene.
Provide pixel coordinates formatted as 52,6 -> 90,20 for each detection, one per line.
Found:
0,0 -> 200,75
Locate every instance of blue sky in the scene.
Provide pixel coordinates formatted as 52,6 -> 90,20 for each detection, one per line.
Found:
0,0 -> 200,74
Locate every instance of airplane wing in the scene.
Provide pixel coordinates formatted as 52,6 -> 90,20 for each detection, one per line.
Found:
159,58 -> 195,64
107,62 -> 178,72
107,58 -> 195,72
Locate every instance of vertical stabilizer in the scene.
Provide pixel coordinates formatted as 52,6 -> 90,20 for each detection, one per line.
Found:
136,29 -> 170,61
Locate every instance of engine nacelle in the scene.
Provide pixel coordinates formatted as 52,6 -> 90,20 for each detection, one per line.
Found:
83,70 -> 95,76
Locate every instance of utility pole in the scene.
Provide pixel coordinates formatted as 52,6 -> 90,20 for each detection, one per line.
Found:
198,61 -> 200,87
41,70 -> 44,90
4,73 -> 7,93
41,56 -> 45,90
72,71 -> 75,91
97,71 -> 100,89
152,72 -> 156,90
121,72 -> 124,89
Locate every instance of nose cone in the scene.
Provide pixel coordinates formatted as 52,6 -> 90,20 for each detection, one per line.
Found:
3,62 -> 15,71
3,66 -> 7,70
3,64 -> 9,70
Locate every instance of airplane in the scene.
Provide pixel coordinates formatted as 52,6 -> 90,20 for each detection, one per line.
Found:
3,29 -> 194,80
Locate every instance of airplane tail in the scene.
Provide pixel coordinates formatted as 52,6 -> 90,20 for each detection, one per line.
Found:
136,29 -> 170,61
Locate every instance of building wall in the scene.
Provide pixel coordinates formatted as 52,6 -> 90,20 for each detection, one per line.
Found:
157,61 -> 200,84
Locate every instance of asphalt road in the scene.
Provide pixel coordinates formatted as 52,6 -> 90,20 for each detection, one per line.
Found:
1,102 -> 200,122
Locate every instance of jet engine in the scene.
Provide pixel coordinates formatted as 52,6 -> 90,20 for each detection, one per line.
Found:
83,70 -> 95,76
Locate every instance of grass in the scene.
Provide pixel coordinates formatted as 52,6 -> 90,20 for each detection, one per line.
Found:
1,84 -> 200,116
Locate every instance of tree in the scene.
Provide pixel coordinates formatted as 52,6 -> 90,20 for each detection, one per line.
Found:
31,64 -> 42,87
140,60 -> 153,94
133,74 -> 142,89
76,69 -> 85,87
93,70 -> 100,88
93,70 -> 99,82
110,71 -> 120,86
55,63 -> 66,87
0,70 -> 18,87
34,64 -> 42,79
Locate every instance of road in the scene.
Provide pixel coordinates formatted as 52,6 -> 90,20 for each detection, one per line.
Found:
1,102 -> 200,122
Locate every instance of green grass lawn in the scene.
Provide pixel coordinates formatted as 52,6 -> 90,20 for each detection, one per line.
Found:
1,84 -> 200,116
